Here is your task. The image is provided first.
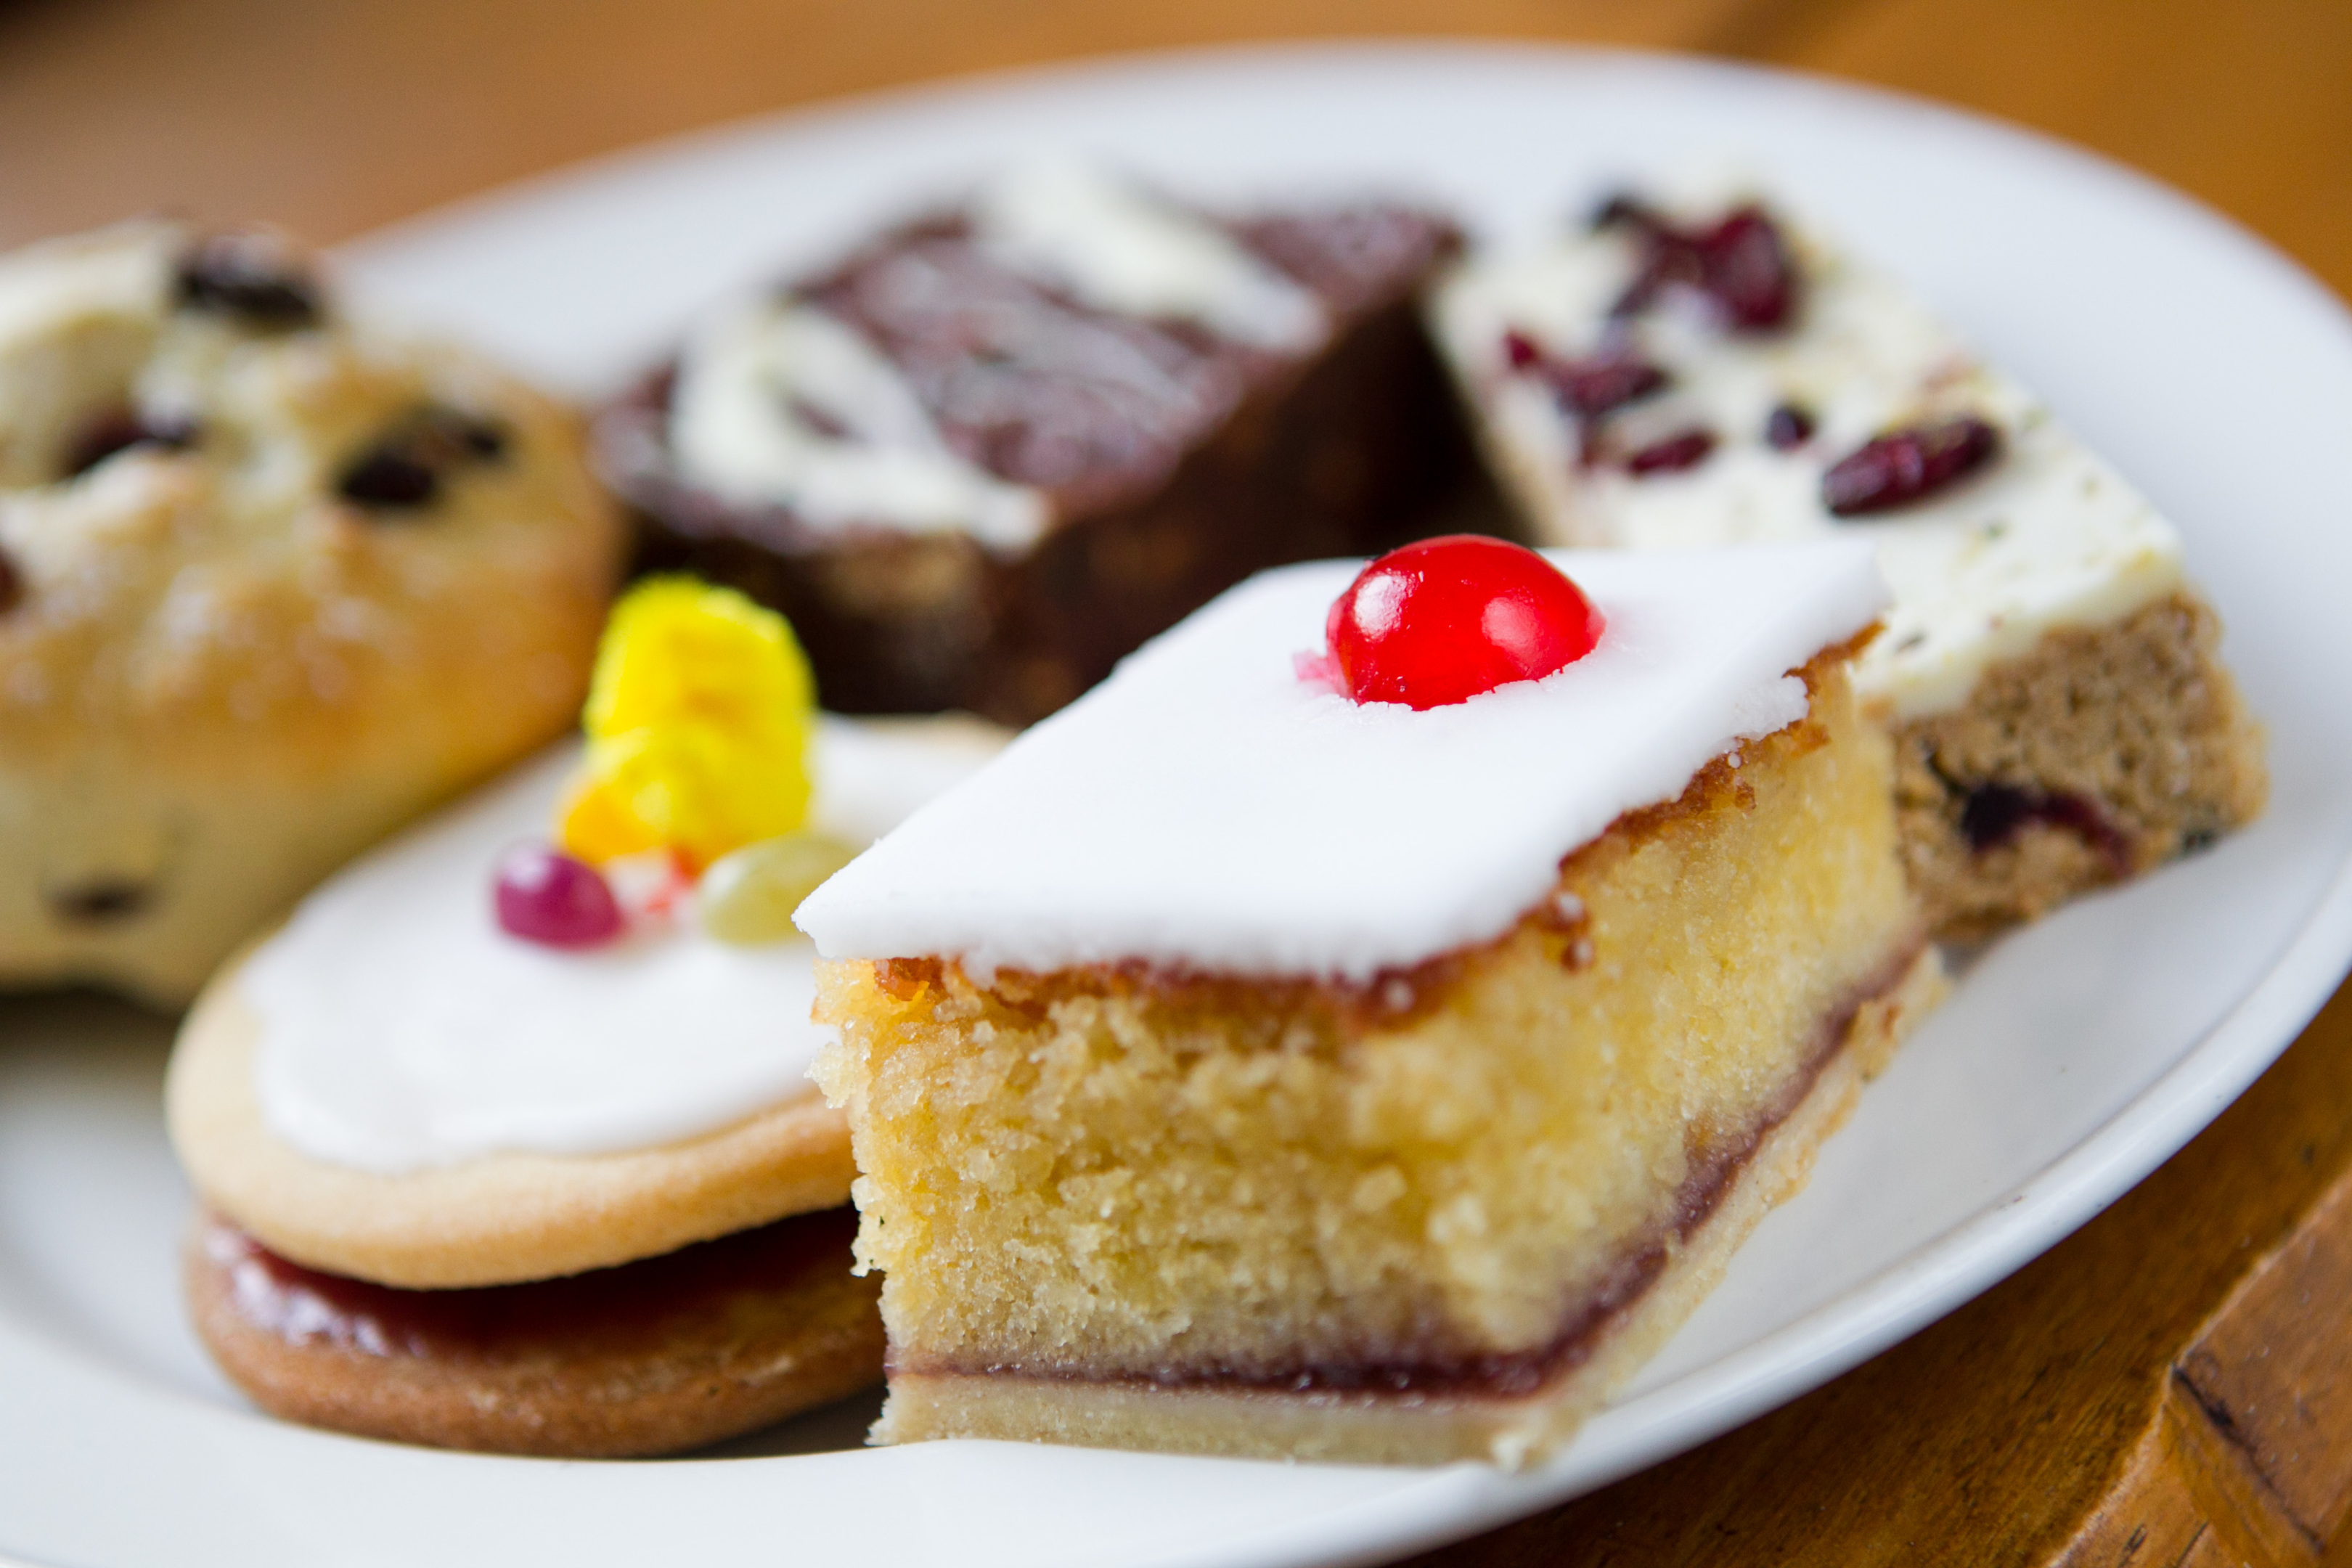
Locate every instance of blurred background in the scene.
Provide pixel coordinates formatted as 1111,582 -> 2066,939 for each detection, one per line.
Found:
1,0 -> 2348,297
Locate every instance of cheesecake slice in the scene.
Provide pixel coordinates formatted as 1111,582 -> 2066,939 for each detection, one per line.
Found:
1428,187 -> 2265,939
801,538 -> 1940,1466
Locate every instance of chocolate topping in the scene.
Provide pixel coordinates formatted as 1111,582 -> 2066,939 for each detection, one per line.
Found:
800,221 -> 1249,518
1229,206 -> 1463,317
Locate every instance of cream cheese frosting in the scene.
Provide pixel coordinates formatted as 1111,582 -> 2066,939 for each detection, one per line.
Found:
1427,192 -> 2186,721
248,715 -> 1004,1175
795,540 -> 1886,981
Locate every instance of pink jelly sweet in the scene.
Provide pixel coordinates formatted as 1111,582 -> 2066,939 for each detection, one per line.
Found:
494,844 -> 624,948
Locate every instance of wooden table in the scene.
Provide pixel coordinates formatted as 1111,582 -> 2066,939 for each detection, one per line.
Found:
6,0 -> 2348,1559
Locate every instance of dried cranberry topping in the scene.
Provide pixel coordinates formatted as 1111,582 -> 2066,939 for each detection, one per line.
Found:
1594,195 -> 1799,333
175,232 -> 322,329
494,844 -> 624,948
335,407 -> 510,513
1959,784 -> 2132,873
1823,417 -> 2001,517
1322,534 -> 1604,710
1699,209 -> 1797,331
1625,428 -> 1717,475
1501,330 -> 1543,372
1765,402 -> 1816,450
62,409 -> 197,478
1546,351 -> 1670,420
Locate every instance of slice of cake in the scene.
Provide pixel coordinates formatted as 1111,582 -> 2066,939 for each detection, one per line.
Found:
1427,188 -> 2265,939
801,536 -> 1943,1467
597,159 -> 1477,727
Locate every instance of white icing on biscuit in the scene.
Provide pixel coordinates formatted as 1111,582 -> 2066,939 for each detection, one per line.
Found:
668,300 -> 1046,550
1428,192 -> 2185,720
795,541 -> 1886,981
973,158 -> 1326,351
248,716 -> 1004,1175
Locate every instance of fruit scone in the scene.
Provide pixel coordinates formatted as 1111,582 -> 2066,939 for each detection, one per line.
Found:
1426,187 -> 2266,939
801,534 -> 1945,1467
598,158 -> 1478,726
0,220 -> 623,1006
167,579 -> 1005,1456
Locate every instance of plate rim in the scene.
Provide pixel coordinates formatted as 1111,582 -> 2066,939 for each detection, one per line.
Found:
8,36 -> 2352,1568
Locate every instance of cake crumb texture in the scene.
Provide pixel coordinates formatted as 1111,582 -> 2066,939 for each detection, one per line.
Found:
1893,591 -> 2266,941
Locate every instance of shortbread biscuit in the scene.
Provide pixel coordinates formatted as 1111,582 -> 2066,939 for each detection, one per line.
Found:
187,1209 -> 881,1457
168,960 -> 853,1289
0,221 -> 623,1006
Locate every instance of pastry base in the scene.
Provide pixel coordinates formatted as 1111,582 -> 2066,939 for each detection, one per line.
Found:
1893,592 -> 2266,942
874,944 -> 1943,1466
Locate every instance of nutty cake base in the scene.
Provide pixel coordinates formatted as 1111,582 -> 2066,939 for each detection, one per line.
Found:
1892,592 -> 2266,942
187,1209 -> 881,1458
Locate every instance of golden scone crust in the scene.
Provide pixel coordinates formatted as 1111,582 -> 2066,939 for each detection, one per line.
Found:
0,221 -> 624,1006
167,953 -> 857,1289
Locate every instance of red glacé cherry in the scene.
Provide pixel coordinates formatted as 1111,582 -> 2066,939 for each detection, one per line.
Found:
494,844 -> 624,948
1323,535 -> 1604,710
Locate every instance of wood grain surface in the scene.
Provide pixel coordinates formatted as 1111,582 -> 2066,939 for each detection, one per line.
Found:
3,0 -> 2347,1561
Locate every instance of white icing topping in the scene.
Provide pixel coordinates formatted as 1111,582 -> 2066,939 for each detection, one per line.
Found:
248,716 -> 1005,1175
971,159 -> 1327,351
668,299 -> 1046,550
796,542 -> 1886,980
0,223 -> 171,351
1428,195 -> 2186,719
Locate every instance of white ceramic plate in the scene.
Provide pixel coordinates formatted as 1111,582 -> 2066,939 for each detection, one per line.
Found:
6,41 -> 2352,1568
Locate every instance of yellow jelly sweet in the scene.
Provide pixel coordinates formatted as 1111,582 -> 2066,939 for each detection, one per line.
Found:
558,578 -> 815,871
